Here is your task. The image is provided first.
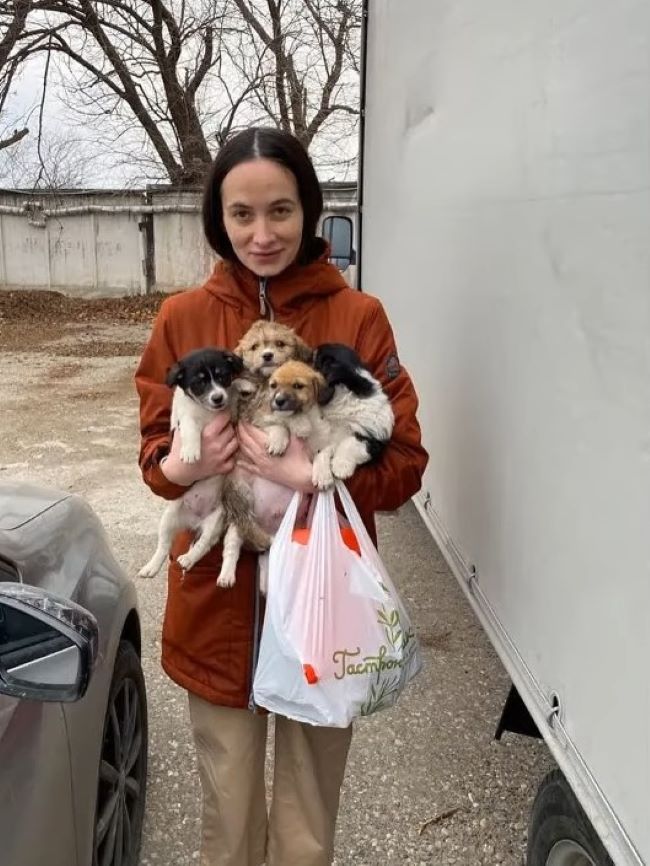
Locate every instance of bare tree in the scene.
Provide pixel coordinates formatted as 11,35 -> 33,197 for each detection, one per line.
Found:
227,0 -> 361,149
8,0 -> 361,185
0,0 -> 33,150
6,128 -> 89,187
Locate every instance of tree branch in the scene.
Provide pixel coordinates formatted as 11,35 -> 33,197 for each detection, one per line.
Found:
0,126 -> 28,150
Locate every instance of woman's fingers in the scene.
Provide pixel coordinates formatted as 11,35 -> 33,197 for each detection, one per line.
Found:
236,459 -> 258,475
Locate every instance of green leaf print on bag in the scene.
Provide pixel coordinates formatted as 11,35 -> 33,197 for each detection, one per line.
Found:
377,605 -> 416,654
360,674 -> 402,716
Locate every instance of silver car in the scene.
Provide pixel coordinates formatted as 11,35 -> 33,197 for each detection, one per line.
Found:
0,482 -> 147,866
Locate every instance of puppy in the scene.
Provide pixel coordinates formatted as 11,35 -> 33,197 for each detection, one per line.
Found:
218,359 -> 328,590
235,319 -> 312,378
264,360 -> 330,455
138,347 -> 244,579
310,343 -> 395,489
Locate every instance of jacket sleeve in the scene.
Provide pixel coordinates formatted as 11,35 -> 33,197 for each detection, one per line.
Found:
344,298 -> 429,513
134,301 -> 189,500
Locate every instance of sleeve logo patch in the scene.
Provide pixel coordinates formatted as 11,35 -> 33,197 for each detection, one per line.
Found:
386,353 -> 401,380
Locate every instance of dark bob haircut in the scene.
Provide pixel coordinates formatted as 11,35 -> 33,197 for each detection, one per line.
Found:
202,127 -> 324,265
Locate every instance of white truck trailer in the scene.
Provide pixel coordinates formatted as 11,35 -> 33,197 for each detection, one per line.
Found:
339,2 -> 649,864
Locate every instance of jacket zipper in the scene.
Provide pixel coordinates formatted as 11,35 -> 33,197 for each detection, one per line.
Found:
258,277 -> 274,320
248,278 -> 273,711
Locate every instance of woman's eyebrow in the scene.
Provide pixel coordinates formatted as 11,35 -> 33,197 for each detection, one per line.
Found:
226,197 -> 295,209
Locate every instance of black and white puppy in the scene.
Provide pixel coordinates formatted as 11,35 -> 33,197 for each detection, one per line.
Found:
310,343 -> 395,489
138,348 -> 244,579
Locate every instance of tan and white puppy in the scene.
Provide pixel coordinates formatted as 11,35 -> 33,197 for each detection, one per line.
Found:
235,319 -> 312,378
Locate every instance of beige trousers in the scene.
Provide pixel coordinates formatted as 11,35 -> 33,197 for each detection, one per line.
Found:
188,693 -> 353,866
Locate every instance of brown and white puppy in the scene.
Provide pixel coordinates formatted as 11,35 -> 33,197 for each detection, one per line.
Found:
217,325 -> 316,589
264,360 -> 330,455
218,360 -> 328,591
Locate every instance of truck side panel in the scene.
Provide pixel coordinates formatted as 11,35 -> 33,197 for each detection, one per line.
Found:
361,1 -> 650,863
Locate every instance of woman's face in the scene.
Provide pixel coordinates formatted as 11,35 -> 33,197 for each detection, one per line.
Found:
221,158 -> 304,277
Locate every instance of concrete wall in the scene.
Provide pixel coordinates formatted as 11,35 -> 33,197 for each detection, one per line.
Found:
0,190 -> 146,297
149,189 -> 215,292
0,184 -> 357,297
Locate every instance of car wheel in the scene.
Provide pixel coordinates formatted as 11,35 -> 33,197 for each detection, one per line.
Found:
527,770 -> 613,866
94,640 -> 148,866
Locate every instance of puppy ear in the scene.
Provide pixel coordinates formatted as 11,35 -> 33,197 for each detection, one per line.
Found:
224,351 -> 244,375
165,362 -> 183,388
314,372 -> 334,406
295,336 -> 314,364
347,368 -> 375,397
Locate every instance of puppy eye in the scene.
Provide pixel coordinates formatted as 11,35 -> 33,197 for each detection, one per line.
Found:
276,340 -> 286,348
270,382 -> 278,389
293,383 -> 305,390
251,343 -> 259,352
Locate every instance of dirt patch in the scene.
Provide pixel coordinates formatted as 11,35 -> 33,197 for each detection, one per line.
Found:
52,340 -> 148,358
0,288 -> 172,324
47,361 -> 84,380
0,289 -> 172,353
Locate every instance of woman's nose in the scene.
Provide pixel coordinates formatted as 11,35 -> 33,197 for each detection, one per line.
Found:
252,218 -> 273,246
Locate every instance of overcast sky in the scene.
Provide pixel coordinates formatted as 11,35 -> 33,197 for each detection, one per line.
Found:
0,48 -> 359,190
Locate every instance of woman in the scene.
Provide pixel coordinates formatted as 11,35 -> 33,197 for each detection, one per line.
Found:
135,127 -> 428,866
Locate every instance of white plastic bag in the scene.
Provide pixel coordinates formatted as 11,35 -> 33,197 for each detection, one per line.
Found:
253,482 -> 422,727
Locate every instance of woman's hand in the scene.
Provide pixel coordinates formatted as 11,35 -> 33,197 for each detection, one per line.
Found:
236,423 -> 315,494
161,413 -> 238,486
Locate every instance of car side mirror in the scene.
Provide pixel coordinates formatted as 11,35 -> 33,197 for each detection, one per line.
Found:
0,582 -> 98,703
322,215 -> 356,272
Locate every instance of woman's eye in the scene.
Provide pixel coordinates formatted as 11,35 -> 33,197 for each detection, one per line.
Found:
233,210 -> 251,221
273,206 -> 292,217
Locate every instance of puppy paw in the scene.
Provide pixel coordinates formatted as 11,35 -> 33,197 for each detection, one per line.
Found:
179,443 -> 201,464
267,427 -> 289,456
137,561 -> 159,579
331,453 -> 358,480
312,461 -> 334,490
216,569 -> 236,589
176,551 -> 198,572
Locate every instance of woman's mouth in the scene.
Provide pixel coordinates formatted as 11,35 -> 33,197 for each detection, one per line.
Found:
251,249 -> 283,260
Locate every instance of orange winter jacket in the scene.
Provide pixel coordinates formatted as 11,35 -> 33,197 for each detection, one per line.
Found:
135,247 -> 429,709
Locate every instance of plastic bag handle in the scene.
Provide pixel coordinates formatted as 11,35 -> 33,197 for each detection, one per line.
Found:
272,490 -> 304,546
334,481 -> 384,567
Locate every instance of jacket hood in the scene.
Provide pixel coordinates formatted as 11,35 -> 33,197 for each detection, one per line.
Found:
203,238 -> 349,318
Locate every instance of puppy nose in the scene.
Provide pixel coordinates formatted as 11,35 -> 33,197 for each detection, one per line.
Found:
262,351 -> 274,362
210,393 -> 225,407
274,394 -> 288,408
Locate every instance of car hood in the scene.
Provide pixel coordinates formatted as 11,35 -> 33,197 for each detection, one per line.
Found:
0,482 -> 127,604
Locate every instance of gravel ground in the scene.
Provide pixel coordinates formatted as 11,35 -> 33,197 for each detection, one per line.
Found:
0,292 -> 554,865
